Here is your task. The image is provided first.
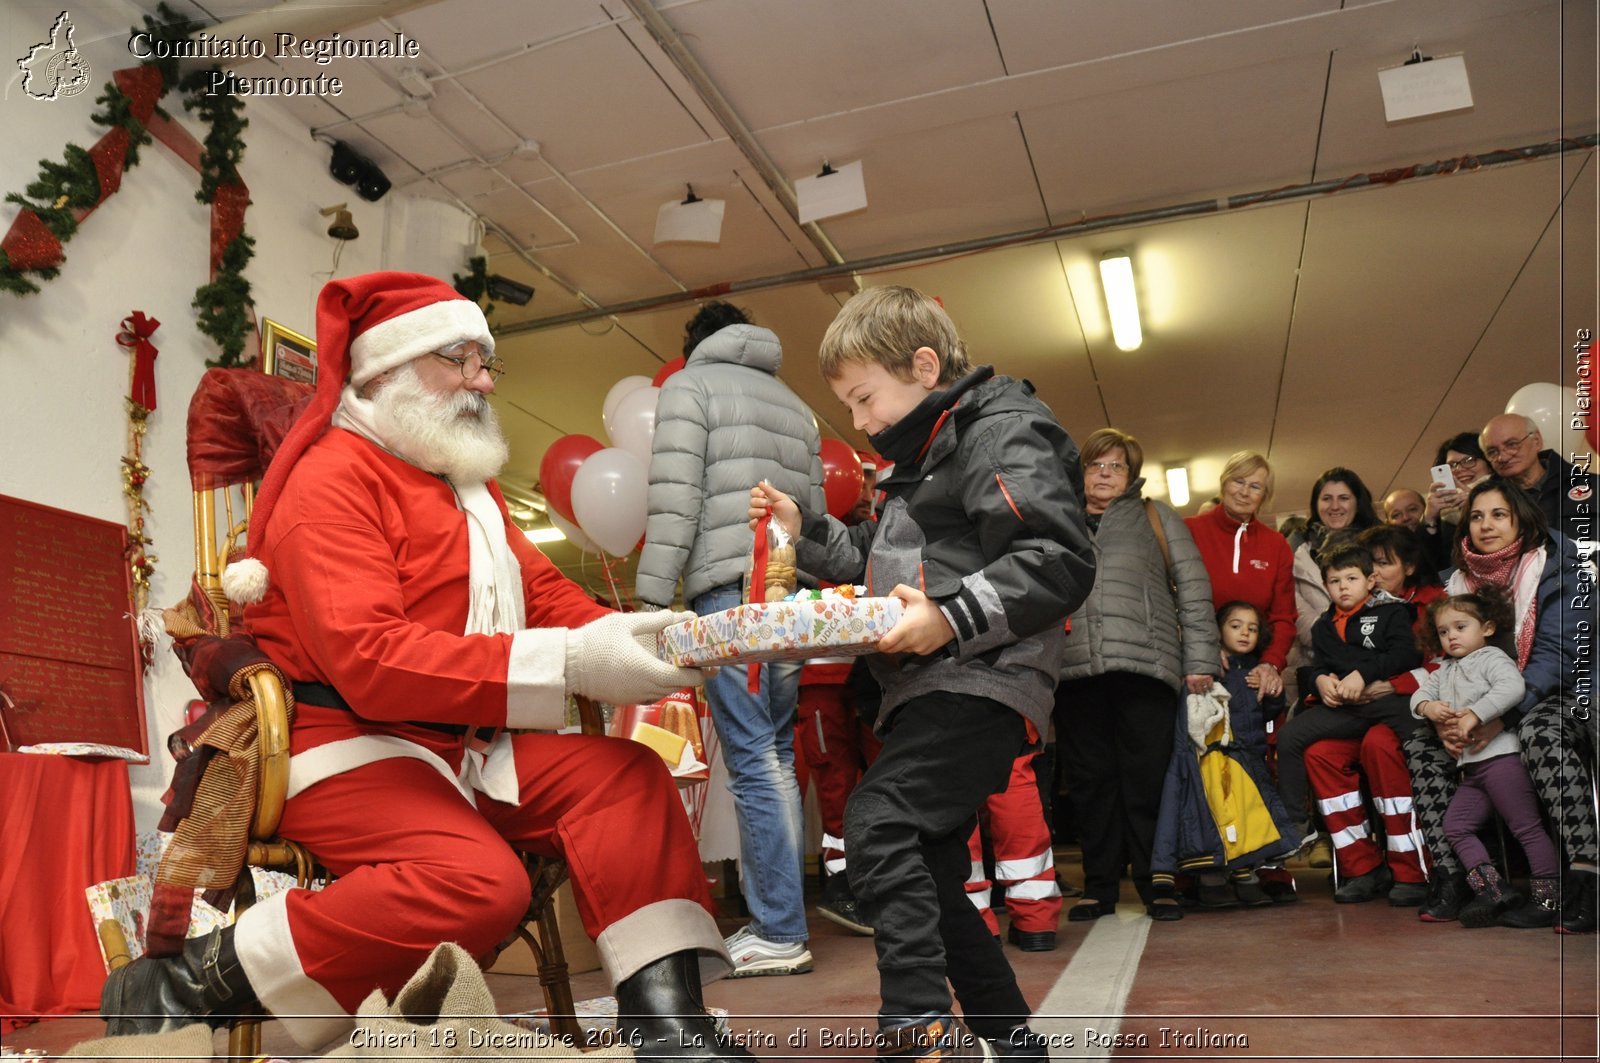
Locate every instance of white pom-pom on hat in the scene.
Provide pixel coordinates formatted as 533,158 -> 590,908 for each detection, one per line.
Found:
222,556 -> 269,605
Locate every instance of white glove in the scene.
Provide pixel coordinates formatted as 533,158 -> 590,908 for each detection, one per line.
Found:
565,610 -> 702,705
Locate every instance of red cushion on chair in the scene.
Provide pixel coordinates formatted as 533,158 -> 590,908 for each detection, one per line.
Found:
186,368 -> 314,491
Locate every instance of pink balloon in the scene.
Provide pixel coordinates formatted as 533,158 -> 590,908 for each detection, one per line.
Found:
571,448 -> 649,557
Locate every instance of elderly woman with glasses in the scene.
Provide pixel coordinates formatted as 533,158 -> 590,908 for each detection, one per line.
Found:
1053,428 -> 1220,921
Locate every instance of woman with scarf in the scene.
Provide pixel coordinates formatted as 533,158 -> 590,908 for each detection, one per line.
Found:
1403,479 -> 1597,931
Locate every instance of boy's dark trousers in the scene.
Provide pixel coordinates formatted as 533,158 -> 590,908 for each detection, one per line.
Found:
844,690 -> 1031,1036
1276,694 -> 1423,831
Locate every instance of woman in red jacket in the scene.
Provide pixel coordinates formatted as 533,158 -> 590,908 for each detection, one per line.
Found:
1184,451 -> 1299,900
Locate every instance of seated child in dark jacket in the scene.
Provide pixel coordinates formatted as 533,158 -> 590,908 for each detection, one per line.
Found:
1274,544 -> 1423,869
1218,601 -> 1288,758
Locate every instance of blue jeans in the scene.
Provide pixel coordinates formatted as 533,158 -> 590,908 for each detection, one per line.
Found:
694,583 -> 808,942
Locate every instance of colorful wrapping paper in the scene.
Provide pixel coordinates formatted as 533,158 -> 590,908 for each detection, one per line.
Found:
657,597 -> 903,667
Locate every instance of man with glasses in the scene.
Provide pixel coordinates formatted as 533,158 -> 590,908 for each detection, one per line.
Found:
1481,413 -> 1597,553
103,273 -> 759,1063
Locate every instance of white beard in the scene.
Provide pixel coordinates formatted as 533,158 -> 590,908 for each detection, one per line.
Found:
371,364 -> 510,484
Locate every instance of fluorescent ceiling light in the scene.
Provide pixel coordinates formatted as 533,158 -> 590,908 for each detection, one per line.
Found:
1098,252 -> 1143,351
524,526 -> 566,545
1166,466 -> 1190,508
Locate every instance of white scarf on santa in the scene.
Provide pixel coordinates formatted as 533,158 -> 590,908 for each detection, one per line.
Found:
334,387 -> 524,804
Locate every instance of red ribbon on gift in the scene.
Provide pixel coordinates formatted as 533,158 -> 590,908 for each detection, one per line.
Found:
117,311 -> 161,412
748,510 -> 771,694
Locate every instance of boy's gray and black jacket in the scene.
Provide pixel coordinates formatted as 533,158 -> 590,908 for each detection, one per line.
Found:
636,324 -> 824,607
795,371 -> 1096,737
1058,481 -> 1220,690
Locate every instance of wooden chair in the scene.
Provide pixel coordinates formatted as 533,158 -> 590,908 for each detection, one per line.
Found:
102,367 -> 597,1053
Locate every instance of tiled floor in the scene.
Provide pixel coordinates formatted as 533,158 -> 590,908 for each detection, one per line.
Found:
4,860 -> 1596,1061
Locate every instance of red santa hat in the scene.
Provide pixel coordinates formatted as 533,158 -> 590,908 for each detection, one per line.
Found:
855,449 -> 879,474
221,271 -> 493,604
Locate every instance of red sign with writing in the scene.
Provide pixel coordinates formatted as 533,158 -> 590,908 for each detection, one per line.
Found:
0,494 -> 147,753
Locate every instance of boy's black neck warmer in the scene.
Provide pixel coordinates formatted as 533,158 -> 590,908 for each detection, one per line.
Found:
869,366 -> 993,470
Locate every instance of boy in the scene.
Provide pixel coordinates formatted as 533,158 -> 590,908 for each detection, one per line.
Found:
1274,544 -> 1424,902
749,286 -> 1095,1060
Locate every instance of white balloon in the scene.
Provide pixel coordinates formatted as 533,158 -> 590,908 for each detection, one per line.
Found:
601,375 -> 653,438
1506,382 -> 1583,459
609,385 -> 661,466
571,448 -> 649,557
548,509 -> 600,555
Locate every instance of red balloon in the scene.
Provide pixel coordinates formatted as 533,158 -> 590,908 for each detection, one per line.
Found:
652,356 -> 686,387
820,438 -> 865,519
539,434 -> 604,524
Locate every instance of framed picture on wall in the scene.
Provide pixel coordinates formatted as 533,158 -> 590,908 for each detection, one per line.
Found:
260,319 -> 317,384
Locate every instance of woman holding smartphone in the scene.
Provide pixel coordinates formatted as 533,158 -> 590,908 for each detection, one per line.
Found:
1421,432 -> 1490,572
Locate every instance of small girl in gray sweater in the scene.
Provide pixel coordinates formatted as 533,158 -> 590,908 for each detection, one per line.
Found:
1411,589 -> 1555,927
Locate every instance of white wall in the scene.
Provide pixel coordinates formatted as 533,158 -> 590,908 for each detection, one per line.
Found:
1,0 -> 386,830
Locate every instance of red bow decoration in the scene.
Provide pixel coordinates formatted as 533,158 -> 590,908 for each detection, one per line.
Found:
117,311 -> 161,412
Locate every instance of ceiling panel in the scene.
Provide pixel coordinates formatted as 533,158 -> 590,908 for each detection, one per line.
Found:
988,0 -> 1340,75
672,0 -> 1007,131
1272,157 -> 1570,503
451,32 -> 710,172
1022,53 -> 1328,219
764,114 -> 1048,259
1315,1 -> 1592,175
390,0 -> 615,70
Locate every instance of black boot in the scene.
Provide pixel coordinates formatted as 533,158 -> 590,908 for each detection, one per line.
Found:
817,869 -> 874,936
1559,871 -> 1598,935
1500,876 -> 1559,929
1458,864 -> 1520,928
614,950 -> 755,1061
1418,870 -> 1471,923
100,925 -> 255,1036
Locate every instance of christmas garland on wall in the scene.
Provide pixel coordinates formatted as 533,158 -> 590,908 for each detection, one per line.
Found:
1,4 -> 257,367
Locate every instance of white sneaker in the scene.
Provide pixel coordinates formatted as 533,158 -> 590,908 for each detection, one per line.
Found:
722,925 -> 813,978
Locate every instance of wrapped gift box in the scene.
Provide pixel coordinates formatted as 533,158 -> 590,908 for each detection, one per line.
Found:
657,596 -> 903,667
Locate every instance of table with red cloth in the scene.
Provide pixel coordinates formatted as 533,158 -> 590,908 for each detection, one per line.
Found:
0,753 -> 135,1031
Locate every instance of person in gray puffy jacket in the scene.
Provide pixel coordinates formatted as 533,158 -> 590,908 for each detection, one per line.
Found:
636,302 -> 825,977
1055,428 -> 1220,922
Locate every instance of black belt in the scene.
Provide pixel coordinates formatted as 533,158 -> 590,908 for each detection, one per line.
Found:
291,681 -> 495,741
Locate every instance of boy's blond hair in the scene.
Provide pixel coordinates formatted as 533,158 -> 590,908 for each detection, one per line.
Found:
818,286 -> 972,384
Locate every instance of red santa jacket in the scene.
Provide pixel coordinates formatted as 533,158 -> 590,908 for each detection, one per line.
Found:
243,429 -> 608,767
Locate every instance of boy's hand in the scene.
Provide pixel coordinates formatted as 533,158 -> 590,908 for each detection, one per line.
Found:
749,481 -> 800,541
1356,679 -> 1395,703
1335,671 -> 1366,702
1315,673 -> 1343,706
878,584 -> 956,656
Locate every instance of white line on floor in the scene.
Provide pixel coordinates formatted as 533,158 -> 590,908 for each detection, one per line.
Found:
1031,907 -> 1152,1060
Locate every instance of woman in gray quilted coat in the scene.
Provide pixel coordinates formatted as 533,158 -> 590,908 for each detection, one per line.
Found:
1054,428 -> 1219,921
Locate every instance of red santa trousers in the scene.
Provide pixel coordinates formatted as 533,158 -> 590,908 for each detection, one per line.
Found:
796,683 -> 881,874
1304,726 -> 1429,883
965,751 -> 1061,934
233,732 -> 715,1046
